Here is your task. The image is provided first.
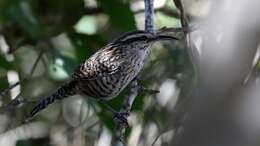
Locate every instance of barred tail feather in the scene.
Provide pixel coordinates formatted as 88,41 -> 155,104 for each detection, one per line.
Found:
27,81 -> 77,119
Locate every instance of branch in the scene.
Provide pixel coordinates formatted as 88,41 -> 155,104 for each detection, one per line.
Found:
114,0 -> 155,146
0,48 -> 45,112
169,1 -> 196,145
145,0 -> 155,33
0,121 -> 49,146
114,80 -> 138,146
0,82 -> 20,100
173,0 -> 188,27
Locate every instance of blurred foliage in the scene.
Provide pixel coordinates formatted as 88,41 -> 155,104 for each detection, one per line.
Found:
0,0 -> 193,146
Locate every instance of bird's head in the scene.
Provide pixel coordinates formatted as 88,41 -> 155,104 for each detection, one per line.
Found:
112,29 -> 178,50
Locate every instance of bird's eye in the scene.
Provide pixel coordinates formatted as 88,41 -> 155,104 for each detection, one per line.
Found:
111,64 -> 115,69
141,36 -> 148,40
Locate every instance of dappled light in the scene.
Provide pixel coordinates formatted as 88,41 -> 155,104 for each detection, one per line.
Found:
1,0 -> 260,146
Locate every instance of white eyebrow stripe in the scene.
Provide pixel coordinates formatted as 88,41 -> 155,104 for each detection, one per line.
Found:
121,33 -> 148,41
112,30 -> 151,43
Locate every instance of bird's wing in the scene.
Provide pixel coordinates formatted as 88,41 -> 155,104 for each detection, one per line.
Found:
72,48 -> 124,81
72,61 -> 121,81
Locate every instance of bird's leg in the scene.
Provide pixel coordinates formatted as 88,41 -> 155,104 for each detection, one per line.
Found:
134,76 -> 160,95
139,86 -> 160,94
113,112 -> 129,127
97,100 -> 129,127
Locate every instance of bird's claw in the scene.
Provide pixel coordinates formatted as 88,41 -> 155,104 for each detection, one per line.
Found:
113,112 -> 129,127
139,86 -> 160,94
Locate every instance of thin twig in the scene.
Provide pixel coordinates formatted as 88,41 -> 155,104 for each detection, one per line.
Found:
0,48 -> 45,111
151,128 -> 173,146
0,82 -> 20,99
29,49 -> 45,78
157,26 -> 191,34
173,0 -> 188,28
170,1 -> 194,145
114,80 -> 139,146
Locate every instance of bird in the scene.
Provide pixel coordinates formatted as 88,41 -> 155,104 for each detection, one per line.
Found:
25,28 -> 179,120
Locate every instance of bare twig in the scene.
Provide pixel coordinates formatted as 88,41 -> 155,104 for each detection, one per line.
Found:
169,1 -> 195,145
151,128 -> 173,146
0,48 -> 45,111
0,82 -> 20,100
114,80 -> 139,146
28,49 -> 45,78
173,0 -> 188,28
114,0 -> 155,146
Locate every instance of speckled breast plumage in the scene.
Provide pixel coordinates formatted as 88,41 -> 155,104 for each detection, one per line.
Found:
72,43 -> 150,100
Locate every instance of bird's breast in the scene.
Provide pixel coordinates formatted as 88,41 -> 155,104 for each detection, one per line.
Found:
78,50 -> 148,100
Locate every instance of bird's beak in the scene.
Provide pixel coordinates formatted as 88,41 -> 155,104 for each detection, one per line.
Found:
149,35 -> 179,42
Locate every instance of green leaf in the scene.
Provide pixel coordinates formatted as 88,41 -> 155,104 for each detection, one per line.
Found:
6,1 -> 42,38
0,55 -> 12,70
29,0 -> 84,35
48,55 -> 77,81
96,109 -> 114,131
68,32 -> 106,63
97,0 -> 136,31
74,15 -> 97,35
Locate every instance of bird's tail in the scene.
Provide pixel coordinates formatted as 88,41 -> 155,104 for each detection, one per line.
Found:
26,80 -> 77,119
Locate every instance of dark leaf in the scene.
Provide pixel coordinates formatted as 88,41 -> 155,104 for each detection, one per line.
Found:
97,0 -> 136,31
0,55 -> 12,70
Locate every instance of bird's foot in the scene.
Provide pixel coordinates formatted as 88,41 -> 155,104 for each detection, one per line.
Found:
113,111 -> 129,127
134,77 -> 160,95
139,86 -> 160,95
96,100 -> 130,126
